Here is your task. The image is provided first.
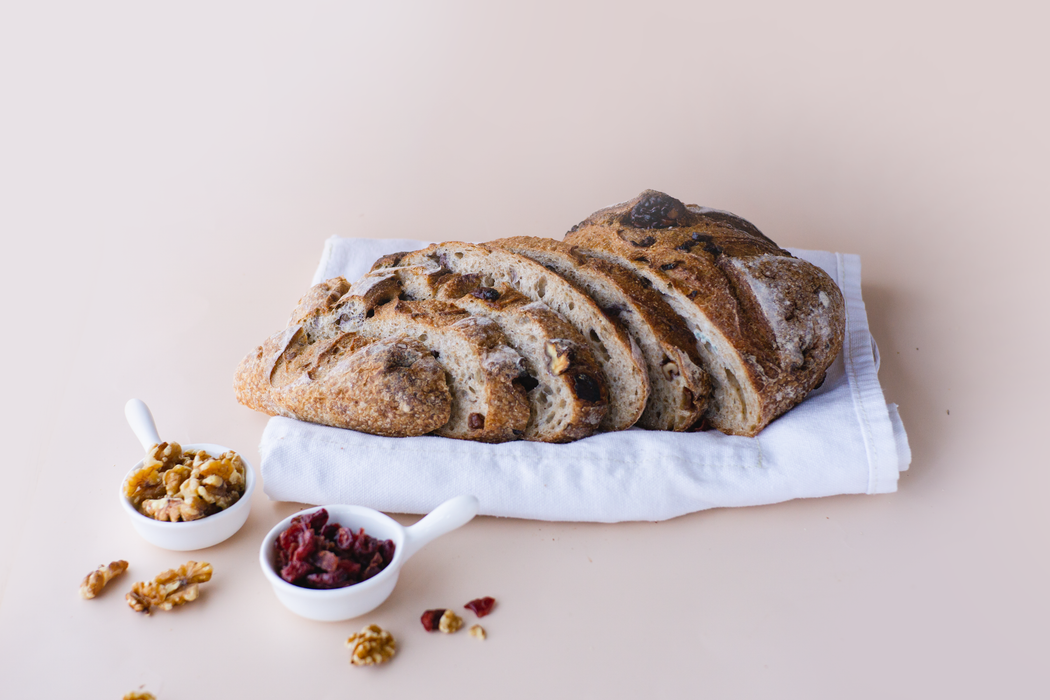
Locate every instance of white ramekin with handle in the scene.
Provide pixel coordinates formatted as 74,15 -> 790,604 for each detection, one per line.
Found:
259,496 -> 479,622
120,398 -> 256,550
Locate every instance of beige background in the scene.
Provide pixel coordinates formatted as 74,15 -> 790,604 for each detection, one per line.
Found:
1,1 -> 1047,698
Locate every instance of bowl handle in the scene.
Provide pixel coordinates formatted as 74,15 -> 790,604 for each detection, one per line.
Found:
401,495 -> 479,562
125,399 -> 162,451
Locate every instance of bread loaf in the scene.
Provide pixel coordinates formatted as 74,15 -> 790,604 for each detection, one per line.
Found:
564,190 -> 845,436
490,236 -> 710,432
370,242 -> 650,432
235,190 -> 846,442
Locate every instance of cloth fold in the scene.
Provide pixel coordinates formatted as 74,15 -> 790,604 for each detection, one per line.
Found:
258,236 -> 909,522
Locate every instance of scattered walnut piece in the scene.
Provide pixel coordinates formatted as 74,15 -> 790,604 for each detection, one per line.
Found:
79,560 -> 128,599
125,443 -> 246,522
126,561 -> 213,614
345,624 -> 396,666
438,609 -> 463,634
469,624 -> 486,640
122,692 -> 155,700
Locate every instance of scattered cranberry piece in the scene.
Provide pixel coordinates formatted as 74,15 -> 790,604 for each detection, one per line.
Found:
464,597 -> 496,618
421,609 -> 446,632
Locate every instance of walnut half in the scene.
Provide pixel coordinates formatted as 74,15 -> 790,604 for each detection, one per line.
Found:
345,624 -> 396,666
126,561 -> 213,614
79,560 -> 128,599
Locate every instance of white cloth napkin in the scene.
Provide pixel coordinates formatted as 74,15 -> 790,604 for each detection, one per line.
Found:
258,236 -> 910,522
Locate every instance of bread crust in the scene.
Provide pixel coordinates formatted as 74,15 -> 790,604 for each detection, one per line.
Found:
234,330 -> 452,437
491,236 -> 710,432
234,277 -> 531,442
564,190 -> 845,436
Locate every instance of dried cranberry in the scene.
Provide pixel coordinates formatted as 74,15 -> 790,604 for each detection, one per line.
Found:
273,515 -> 395,589
470,287 -> 501,301
468,412 -> 485,429
277,521 -> 307,551
334,526 -> 354,550
279,559 -> 312,584
291,508 -> 328,532
572,373 -> 603,403
421,609 -> 446,632
280,524 -> 316,563
321,523 -> 340,540
464,596 -> 496,618
336,559 -> 361,578
362,552 -> 385,580
353,530 -> 378,559
310,550 -> 340,573
305,569 -> 350,589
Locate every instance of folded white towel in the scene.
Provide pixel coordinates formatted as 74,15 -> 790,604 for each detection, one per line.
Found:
258,237 -> 910,522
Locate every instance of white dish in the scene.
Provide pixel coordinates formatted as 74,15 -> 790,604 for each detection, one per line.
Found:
120,399 -> 255,551
259,496 -> 478,622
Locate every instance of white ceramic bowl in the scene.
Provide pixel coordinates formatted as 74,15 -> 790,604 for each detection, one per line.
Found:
120,399 -> 255,551
259,496 -> 479,622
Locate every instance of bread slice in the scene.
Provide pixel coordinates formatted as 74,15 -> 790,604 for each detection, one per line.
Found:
564,190 -> 846,436
235,277 -> 531,442
490,236 -> 710,432
370,242 -> 650,432
358,264 -> 609,442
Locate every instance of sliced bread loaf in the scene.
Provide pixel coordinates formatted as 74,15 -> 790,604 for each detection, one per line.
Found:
359,264 -> 609,442
370,242 -> 650,432
490,236 -> 710,432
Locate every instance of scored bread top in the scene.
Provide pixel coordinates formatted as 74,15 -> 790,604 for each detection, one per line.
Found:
234,326 -> 452,437
564,190 -> 845,436
370,242 -> 650,432
491,236 -> 710,432
235,276 -> 531,442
